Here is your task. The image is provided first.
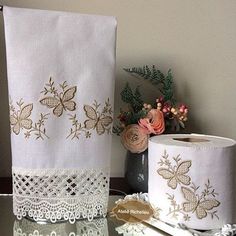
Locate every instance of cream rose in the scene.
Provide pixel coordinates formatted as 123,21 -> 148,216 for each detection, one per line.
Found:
121,124 -> 149,153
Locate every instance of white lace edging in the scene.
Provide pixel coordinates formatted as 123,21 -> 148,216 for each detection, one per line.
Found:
12,167 -> 110,223
214,224 -> 236,236
14,217 -> 108,236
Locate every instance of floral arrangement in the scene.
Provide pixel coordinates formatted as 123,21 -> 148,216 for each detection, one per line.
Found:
113,65 -> 189,153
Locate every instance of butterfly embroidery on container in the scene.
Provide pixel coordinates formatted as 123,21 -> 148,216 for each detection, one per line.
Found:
181,186 -> 220,219
9,99 -> 33,135
83,99 -> 113,135
40,78 -> 77,117
157,151 -> 191,189
158,151 -> 221,221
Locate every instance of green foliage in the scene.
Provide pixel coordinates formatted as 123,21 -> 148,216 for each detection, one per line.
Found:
125,109 -> 148,125
113,65 -> 185,137
112,125 -> 124,136
120,83 -> 143,113
123,65 -> 175,104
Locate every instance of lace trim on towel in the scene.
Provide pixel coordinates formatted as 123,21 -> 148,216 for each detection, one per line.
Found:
14,218 -> 108,236
12,168 -> 109,223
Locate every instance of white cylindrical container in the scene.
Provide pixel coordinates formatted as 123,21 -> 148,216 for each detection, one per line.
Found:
148,134 -> 236,230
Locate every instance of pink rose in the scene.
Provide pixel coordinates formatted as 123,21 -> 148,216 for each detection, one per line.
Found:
139,109 -> 165,135
121,124 -> 149,153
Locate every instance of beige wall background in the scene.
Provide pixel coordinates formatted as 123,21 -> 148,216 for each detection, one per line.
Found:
0,0 -> 236,177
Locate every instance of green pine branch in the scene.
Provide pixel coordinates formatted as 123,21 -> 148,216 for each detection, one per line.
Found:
120,83 -> 144,112
123,65 -> 175,104
128,109 -> 148,124
112,125 -> 124,136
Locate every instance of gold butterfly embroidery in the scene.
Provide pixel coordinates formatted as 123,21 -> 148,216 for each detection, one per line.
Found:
10,104 -> 33,135
40,86 -> 77,117
157,161 -> 191,189
84,105 -> 113,135
181,186 -> 220,219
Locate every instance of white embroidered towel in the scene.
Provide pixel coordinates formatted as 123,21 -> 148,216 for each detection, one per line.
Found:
3,6 -> 117,223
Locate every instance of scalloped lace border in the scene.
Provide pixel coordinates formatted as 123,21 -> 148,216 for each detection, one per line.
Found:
12,167 -> 110,223
14,217 -> 108,236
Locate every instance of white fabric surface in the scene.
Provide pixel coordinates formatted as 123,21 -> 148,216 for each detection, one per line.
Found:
3,6 -> 117,222
4,6 -> 117,169
148,134 -> 236,230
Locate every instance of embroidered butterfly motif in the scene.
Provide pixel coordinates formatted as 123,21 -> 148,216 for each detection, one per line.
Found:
10,104 -> 33,135
157,161 -> 191,189
84,105 -> 113,135
40,86 -> 77,117
181,186 -> 220,219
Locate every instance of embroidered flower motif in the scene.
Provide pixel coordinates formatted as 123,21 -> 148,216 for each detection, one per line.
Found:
9,99 -> 33,135
84,99 -> 113,135
157,150 -> 191,189
67,99 -> 113,139
40,78 -> 77,117
183,214 -> 191,221
9,98 -> 50,140
158,150 -> 221,221
11,79 -> 113,140
181,185 -> 220,219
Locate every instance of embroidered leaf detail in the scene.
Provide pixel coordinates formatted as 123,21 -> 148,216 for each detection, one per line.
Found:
67,99 -> 113,139
40,78 -> 77,117
157,160 -> 191,189
84,101 -> 113,135
157,169 -> 177,189
66,114 -> 91,140
161,151 -> 221,221
10,98 -> 49,140
181,186 -> 220,219
10,103 -> 33,135
25,113 -> 50,140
